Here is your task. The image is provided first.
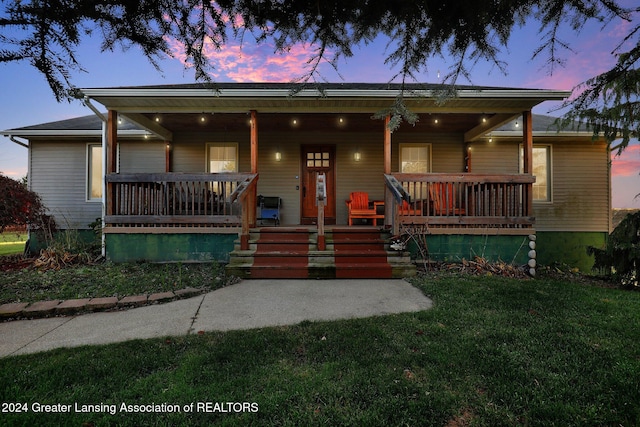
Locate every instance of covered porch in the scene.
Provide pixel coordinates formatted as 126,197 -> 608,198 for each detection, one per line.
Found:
83,83 -> 567,266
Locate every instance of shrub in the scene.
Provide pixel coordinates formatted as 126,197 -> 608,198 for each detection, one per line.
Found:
0,174 -> 55,235
588,211 -> 640,289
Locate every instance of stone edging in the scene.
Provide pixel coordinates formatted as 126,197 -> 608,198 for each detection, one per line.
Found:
0,287 -> 206,322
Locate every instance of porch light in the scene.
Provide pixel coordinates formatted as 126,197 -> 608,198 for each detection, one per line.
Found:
515,121 -> 519,128
434,118 -> 439,124
275,151 -> 282,161
354,151 -> 362,162
154,115 -> 161,123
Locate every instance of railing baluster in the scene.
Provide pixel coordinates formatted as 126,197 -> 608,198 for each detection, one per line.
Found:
385,173 -> 535,230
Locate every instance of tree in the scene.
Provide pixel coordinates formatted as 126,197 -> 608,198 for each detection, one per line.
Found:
0,0 -> 637,139
0,173 -> 52,234
588,211 -> 640,289
558,24 -> 640,152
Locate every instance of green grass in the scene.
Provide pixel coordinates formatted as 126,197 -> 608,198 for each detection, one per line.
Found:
0,261 -> 228,304
0,232 -> 26,256
1,272 -> 639,426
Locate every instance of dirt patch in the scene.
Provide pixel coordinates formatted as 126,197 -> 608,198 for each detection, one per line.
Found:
0,255 -> 35,272
445,409 -> 474,427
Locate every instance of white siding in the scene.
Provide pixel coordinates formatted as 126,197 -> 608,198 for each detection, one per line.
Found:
534,140 -> 610,232
30,141 -> 102,230
471,138 -> 610,232
119,142 -> 166,173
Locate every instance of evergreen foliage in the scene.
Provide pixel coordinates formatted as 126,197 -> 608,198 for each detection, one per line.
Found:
0,1 -> 638,144
588,211 -> 640,289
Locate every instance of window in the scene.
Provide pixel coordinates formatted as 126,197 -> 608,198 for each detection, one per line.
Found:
87,144 -> 102,201
207,143 -> 238,173
520,145 -> 552,202
399,144 -> 432,173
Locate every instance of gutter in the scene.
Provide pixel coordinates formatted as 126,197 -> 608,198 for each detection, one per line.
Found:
82,95 -> 108,259
83,96 -> 107,122
9,135 -> 29,148
81,87 -> 573,101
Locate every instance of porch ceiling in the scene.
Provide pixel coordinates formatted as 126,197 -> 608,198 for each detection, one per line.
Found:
124,112 -> 502,134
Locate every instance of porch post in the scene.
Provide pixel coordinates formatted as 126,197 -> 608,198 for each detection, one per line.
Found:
523,110 -> 533,216
383,115 -> 394,228
249,110 -> 258,227
240,110 -> 258,250
106,110 -> 118,216
165,142 -> 171,172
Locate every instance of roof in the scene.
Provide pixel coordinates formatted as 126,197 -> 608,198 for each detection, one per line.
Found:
3,82 -> 574,139
2,114 -> 146,139
79,82 -> 571,115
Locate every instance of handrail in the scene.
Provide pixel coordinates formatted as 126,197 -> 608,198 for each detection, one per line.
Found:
384,174 -> 411,204
384,174 -> 412,235
316,173 -> 327,250
230,174 -> 259,203
230,174 -> 259,250
104,172 -> 259,250
106,172 -> 255,183
386,173 -> 536,235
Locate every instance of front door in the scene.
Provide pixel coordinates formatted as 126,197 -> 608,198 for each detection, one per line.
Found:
301,145 -> 336,224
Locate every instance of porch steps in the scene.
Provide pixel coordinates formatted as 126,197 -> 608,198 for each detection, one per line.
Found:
226,227 -> 416,279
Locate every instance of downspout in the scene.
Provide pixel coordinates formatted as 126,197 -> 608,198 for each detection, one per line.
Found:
9,135 -> 29,148
83,96 -> 108,258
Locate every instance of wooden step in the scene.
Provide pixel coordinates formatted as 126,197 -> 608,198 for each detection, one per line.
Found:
226,227 -> 416,279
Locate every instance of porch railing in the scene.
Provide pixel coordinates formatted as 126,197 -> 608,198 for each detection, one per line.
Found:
105,173 -> 258,229
385,173 -> 536,234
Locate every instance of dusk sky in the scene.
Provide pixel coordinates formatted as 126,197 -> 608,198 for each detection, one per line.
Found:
0,6 -> 638,208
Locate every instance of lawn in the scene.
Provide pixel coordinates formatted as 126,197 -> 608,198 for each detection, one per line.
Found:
1,271 -> 639,426
0,232 -> 26,256
0,260 -> 228,304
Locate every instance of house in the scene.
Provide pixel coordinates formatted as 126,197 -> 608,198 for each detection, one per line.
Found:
2,83 -> 611,276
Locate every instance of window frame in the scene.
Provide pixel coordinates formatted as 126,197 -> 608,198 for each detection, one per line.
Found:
86,143 -> 103,202
398,143 -> 433,173
520,144 -> 553,203
206,142 -> 239,173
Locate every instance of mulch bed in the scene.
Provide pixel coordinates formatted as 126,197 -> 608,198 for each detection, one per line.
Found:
0,255 -> 36,272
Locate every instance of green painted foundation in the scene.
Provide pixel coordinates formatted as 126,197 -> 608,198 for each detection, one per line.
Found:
105,233 -> 237,263
413,234 -> 531,265
27,229 -> 98,255
407,231 -> 607,272
535,231 -> 608,272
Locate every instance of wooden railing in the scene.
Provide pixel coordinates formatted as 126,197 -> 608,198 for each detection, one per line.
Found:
105,173 -> 258,229
385,173 -> 536,234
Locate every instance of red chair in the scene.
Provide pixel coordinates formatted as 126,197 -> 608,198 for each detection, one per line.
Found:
346,192 -> 384,225
429,183 -> 465,215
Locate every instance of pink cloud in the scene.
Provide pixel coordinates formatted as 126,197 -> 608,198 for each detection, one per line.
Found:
165,31 -> 333,82
612,143 -> 640,177
522,17 -> 627,91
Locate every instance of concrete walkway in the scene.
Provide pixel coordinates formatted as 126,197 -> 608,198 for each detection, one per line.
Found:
0,279 -> 432,357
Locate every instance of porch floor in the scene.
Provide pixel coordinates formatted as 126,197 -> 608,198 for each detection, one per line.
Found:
226,226 -> 416,279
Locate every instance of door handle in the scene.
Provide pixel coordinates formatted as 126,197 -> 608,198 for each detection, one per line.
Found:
303,186 -> 306,197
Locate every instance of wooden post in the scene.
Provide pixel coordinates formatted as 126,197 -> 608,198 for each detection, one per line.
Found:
384,115 -> 393,227
249,110 -> 258,227
522,110 -> 533,216
106,110 -> 118,216
465,143 -> 472,172
316,173 -> 326,250
165,142 -> 171,172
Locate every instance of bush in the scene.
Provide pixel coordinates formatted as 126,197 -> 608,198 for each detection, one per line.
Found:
588,211 -> 640,289
0,174 -> 56,240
